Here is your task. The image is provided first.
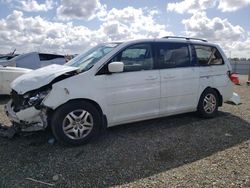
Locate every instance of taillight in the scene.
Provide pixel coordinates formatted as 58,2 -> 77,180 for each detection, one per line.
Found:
228,71 -> 240,85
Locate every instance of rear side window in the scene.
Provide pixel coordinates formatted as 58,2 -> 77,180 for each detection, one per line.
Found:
39,54 -> 64,61
157,43 -> 190,68
194,45 -> 224,65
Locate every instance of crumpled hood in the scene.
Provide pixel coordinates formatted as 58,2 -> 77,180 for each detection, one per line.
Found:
11,64 -> 79,94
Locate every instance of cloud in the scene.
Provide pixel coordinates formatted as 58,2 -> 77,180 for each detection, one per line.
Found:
218,0 -> 250,12
167,0 -> 216,14
0,10 -> 93,54
15,0 -> 53,12
229,35 -> 250,58
167,0 -> 250,13
98,7 -> 172,40
167,0 -> 250,57
182,11 -> 249,57
0,8 -> 172,54
56,0 -> 105,21
182,11 -> 245,41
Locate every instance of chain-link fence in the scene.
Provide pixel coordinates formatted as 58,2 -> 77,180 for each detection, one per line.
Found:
230,60 -> 250,75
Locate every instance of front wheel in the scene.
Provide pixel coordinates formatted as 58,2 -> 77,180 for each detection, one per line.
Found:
51,101 -> 102,146
197,89 -> 219,118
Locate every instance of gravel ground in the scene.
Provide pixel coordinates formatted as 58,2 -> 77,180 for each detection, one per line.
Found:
0,76 -> 249,188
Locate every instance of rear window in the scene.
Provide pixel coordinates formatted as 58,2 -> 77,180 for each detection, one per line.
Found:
194,45 -> 224,65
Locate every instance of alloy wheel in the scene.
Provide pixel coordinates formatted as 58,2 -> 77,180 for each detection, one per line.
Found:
203,94 -> 216,114
62,109 -> 93,140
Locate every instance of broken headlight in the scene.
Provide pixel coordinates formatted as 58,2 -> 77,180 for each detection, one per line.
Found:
22,90 -> 51,109
27,91 -> 49,106
11,89 -> 51,112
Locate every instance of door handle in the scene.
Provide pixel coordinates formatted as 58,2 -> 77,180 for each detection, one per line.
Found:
146,76 -> 157,80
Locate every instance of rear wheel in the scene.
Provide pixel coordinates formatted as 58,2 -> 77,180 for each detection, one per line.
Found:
197,89 -> 219,118
51,100 -> 102,146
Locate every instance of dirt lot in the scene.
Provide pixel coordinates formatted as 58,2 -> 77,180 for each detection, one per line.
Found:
0,77 -> 249,188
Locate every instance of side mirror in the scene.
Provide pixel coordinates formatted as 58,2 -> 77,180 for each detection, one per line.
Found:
108,62 -> 124,73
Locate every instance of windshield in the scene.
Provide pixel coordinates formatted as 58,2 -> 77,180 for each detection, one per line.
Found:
66,43 -> 120,71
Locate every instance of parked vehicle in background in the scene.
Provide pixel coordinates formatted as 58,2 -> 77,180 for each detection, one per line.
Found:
0,52 -> 66,94
0,66 -> 31,95
0,54 -> 18,62
0,52 -> 66,69
2,37 -> 234,145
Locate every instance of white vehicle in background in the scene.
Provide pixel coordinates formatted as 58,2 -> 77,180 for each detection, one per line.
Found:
0,54 -> 18,62
0,66 -> 31,95
0,52 -> 66,69
2,37 -> 234,145
0,52 -> 66,95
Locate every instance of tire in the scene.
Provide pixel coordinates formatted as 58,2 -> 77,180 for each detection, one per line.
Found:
197,88 -> 219,118
51,100 -> 102,146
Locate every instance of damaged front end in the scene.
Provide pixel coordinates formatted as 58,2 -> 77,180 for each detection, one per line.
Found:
1,88 -> 51,137
0,64 -> 80,138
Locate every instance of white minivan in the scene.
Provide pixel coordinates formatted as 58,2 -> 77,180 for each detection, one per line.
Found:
3,37 -> 234,145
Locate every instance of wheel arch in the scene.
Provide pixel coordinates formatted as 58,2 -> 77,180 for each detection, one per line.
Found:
47,98 -> 107,129
198,87 -> 223,107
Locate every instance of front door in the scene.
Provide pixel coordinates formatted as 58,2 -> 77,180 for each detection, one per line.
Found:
102,43 -> 160,125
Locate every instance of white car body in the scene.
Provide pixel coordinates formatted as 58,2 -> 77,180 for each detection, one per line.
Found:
5,38 -> 233,136
0,66 -> 31,95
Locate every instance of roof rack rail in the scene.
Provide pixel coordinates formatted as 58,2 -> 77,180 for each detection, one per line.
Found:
162,36 -> 207,42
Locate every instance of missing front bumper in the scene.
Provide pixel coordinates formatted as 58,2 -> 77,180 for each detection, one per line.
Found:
4,100 -> 48,133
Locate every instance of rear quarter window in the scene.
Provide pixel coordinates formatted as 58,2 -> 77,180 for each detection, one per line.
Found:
194,45 -> 224,66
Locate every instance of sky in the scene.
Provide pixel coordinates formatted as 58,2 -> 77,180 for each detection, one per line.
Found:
0,0 -> 249,58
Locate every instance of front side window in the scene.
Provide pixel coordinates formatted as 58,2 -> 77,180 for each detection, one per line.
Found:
194,45 -> 224,65
112,44 -> 154,72
157,43 -> 190,68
